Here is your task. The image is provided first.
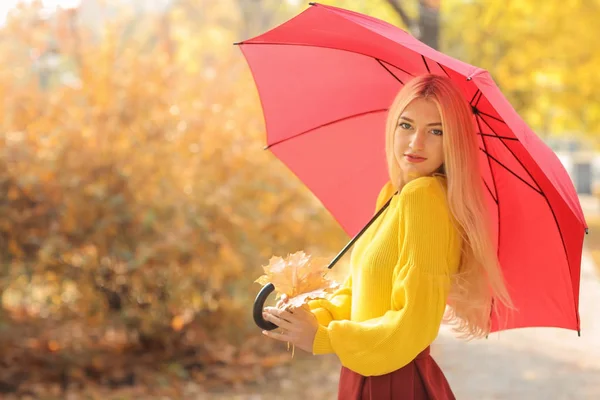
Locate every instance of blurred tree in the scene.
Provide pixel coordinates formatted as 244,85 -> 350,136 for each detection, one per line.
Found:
234,0 -> 296,39
385,0 -> 441,49
0,0 -> 350,393
442,0 -> 600,136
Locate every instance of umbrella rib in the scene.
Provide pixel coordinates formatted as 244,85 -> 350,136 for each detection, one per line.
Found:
475,91 -> 484,107
478,133 -> 518,141
479,147 -> 543,195
436,62 -> 451,78
376,58 -> 414,79
476,116 -> 501,230
421,55 -> 431,73
478,109 -> 505,124
483,178 -> 498,204
477,114 -> 542,192
470,89 -> 481,106
264,108 -> 388,150
376,59 -> 404,84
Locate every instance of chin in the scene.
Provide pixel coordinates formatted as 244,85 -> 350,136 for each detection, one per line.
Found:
406,172 -> 424,180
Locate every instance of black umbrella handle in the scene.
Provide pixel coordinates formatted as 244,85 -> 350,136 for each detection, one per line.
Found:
253,282 -> 278,331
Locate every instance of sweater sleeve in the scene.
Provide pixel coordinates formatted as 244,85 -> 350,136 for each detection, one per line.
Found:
312,178 -> 455,376
308,274 -> 352,326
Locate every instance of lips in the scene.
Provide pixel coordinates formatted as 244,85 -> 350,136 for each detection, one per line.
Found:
404,153 -> 427,163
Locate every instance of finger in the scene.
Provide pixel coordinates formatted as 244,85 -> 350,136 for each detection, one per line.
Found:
263,311 -> 295,330
265,307 -> 296,323
262,329 -> 294,343
276,294 -> 289,308
265,306 -> 288,316
290,304 -> 313,318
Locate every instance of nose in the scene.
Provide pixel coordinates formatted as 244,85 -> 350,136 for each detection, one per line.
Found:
409,129 -> 427,151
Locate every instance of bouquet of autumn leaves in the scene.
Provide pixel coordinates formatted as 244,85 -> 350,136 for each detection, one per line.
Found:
255,251 -> 341,310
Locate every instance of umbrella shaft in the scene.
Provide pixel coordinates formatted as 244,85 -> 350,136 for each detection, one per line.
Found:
327,192 -> 397,269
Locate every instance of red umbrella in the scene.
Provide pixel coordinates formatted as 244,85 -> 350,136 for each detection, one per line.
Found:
237,3 -> 587,334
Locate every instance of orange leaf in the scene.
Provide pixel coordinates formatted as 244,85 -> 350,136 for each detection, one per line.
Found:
47,340 -> 60,352
171,315 -> 185,331
260,353 -> 291,368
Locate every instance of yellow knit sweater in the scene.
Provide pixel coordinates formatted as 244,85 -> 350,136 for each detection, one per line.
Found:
309,176 -> 462,376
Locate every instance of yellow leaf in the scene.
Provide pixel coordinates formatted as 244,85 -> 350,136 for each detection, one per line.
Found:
254,251 -> 340,307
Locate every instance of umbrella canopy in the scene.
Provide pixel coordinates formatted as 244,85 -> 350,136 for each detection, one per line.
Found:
237,3 -> 587,333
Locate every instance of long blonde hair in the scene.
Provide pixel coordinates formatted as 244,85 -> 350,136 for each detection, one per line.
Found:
385,74 -> 512,339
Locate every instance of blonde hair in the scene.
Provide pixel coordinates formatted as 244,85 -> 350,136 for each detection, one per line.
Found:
385,74 -> 513,339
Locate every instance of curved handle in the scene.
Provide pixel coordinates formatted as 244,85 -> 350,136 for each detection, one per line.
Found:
253,282 -> 278,330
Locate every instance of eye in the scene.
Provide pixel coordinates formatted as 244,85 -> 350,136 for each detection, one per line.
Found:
399,122 -> 411,130
431,129 -> 443,136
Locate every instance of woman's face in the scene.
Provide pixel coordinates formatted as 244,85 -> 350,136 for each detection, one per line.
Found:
393,98 -> 445,182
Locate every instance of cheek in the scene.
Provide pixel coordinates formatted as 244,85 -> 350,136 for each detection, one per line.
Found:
394,134 -> 407,154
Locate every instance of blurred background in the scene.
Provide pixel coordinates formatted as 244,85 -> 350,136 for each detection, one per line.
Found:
0,0 -> 598,399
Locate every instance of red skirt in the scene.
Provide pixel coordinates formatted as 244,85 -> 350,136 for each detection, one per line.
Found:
337,346 -> 455,400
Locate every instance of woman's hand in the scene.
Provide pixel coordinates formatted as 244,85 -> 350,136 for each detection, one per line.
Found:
262,303 -> 318,354
275,294 -> 289,308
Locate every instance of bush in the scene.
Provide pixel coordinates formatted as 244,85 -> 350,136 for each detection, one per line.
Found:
0,2 -> 348,392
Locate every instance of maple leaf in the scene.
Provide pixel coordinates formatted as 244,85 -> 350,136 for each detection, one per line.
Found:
255,251 -> 340,308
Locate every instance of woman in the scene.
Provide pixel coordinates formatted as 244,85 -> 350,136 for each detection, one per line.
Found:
262,74 -> 512,399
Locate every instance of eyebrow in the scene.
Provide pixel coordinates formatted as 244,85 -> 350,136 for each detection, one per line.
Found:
399,116 -> 442,127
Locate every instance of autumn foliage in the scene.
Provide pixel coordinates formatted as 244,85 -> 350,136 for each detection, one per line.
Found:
0,1 -> 348,396
255,251 -> 341,308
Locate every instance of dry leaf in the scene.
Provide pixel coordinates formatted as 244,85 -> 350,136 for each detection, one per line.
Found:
47,340 -> 60,352
171,315 -> 185,332
255,251 -> 340,308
